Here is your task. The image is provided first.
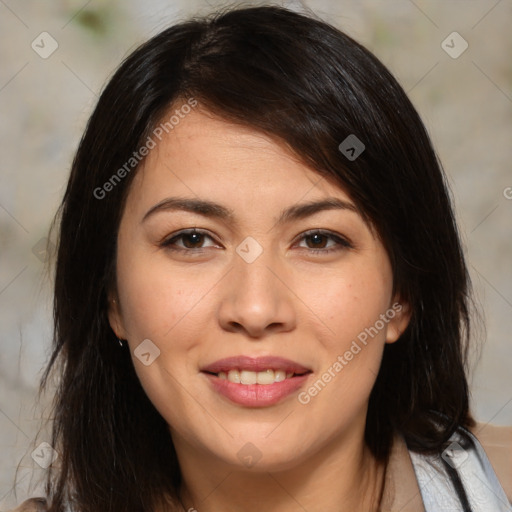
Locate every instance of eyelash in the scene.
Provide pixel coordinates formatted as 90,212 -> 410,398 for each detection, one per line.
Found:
160,228 -> 353,255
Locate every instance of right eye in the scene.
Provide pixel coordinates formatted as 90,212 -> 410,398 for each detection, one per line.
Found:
160,229 -> 220,252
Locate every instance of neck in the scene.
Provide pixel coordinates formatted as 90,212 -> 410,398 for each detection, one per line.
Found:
173,431 -> 386,512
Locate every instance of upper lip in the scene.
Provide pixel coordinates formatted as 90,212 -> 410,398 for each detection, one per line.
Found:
201,356 -> 312,375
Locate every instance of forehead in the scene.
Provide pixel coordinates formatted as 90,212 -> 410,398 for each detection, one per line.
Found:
131,107 -> 353,205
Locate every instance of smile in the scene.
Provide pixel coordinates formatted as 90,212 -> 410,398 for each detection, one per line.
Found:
201,356 -> 312,407
216,369 -> 297,385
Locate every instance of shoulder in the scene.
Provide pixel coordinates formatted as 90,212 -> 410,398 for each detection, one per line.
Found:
407,423 -> 512,511
470,421 -> 512,503
8,498 -> 47,512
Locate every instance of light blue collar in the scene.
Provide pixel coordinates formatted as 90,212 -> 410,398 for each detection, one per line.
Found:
409,427 -> 512,511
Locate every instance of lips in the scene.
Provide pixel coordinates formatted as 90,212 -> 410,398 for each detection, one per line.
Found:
201,356 -> 312,407
201,356 -> 311,375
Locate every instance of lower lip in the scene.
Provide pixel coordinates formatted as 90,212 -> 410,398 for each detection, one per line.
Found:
203,372 -> 311,407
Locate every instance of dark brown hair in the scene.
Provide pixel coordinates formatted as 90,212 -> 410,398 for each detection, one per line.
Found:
34,5 -> 475,511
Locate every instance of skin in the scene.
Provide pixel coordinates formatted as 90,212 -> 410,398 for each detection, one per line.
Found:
109,105 -> 411,512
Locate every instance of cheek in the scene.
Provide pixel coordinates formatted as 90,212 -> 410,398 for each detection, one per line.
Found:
116,244 -> 218,342
296,260 -> 393,413
115,247 -> 216,432
304,259 -> 393,348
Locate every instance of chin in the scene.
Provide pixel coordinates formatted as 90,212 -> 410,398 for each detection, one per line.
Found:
205,432 -> 317,473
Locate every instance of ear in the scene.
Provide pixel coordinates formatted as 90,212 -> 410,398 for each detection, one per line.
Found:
107,292 -> 128,340
385,296 -> 411,344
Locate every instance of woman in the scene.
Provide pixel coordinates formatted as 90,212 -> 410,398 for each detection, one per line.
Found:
11,5 -> 512,512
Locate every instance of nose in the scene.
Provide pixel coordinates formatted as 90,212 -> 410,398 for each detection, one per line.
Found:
216,253 -> 297,339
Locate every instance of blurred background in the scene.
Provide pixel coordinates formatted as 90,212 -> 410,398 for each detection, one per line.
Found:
1,0 -> 511,507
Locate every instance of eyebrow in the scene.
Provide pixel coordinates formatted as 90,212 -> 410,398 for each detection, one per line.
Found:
141,196 -> 359,226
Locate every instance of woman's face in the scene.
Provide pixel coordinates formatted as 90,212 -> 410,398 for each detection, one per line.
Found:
109,106 -> 410,472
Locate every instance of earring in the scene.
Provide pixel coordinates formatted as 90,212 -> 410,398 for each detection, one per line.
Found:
111,299 -> 124,347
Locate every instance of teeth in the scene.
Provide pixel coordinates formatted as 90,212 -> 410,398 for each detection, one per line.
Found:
240,370 -> 257,384
228,369 -> 241,383
217,369 -> 298,385
274,370 -> 286,382
256,369 -> 275,385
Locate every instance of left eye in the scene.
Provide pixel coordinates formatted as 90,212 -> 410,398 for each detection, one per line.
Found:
296,231 -> 352,252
